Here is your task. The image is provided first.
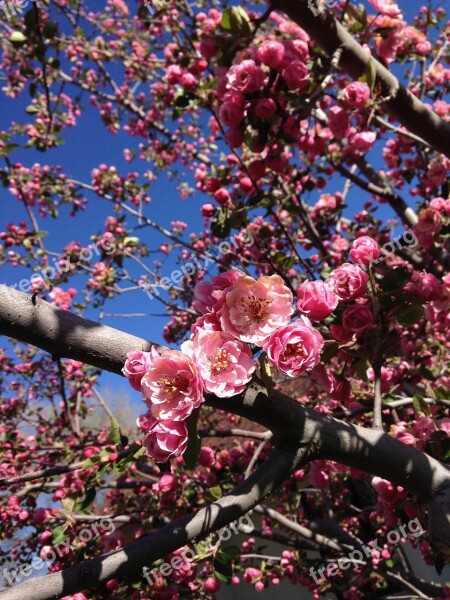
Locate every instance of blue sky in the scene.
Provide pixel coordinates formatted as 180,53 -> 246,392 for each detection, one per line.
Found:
0,0 -> 442,399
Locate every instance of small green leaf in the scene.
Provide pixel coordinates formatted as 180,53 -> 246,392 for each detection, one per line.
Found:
396,303 -> 424,326
221,7 -> 251,35
211,207 -> 231,239
379,267 -> 411,292
207,486 -> 222,500
25,105 -> 39,114
413,394 -> 431,416
74,487 -> 96,513
52,525 -> 67,545
109,416 -> 122,446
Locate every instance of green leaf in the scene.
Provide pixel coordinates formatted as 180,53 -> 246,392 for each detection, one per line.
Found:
9,31 -> 27,45
25,105 -> 39,114
184,412 -> 201,470
52,525 -> 67,545
354,358 -> 369,382
74,487 -> 96,513
220,7 -> 251,35
207,486 -> 223,500
396,303 -> 424,326
379,267 -> 411,292
214,546 -> 241,583
109,416 -> 122,446
211,207 -> 231,239
413,394 -> 431,416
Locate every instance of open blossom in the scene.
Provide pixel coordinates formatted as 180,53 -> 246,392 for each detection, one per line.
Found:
329,263 -> 368,301
342,82 -> 370,108
350,236 -> 380,267
187,330 -> 255,397
281,60 -> 309,90
263,320 -> 324,377
226,60 -> 265,94
342,304 -> 376,333
220,274 -> 293,345
122,349 -> 156,391
257,40 -> 285,69
141,347 -> 203,421
368,0 -> 402,17
139,413 -> 188,463
403,270 -> 442,301
414,208 -> 442,236
296,280 -> 339,321
193,270 -> 244,314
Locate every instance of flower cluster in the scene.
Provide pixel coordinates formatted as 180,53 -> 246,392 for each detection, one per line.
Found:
124,270 -> 329,462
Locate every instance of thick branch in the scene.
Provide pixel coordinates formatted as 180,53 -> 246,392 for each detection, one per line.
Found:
272,0 -> 450,158
0,284 -> 449,561
0,447 -> 304,600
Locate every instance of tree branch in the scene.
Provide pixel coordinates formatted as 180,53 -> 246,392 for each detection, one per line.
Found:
271,0 -> 450,158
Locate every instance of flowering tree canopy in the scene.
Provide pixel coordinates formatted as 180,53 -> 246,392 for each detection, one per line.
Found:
0,0 -> 450,599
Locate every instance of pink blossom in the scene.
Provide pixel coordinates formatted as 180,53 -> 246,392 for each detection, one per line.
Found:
157,473 -> 178,493
414,208 -> 442,235
329,263 -> 368,301
403,270 -> 442,301
350,235 -> 381,267
226,60 -> 265,94
341,304 -> 376,333
142,417 -> 188,463
141,347 -> 203,421
122,349 -> 155,391
350,131 -> 376,152
254,98 -> 277,120
201,203 -> 215,218
342,82 -> 371,108
220,274 -> 293,345
296,280 -> 339,321
193,270 -> 244,314
368,0 -> 402,17
219,99 -> 245,127
281,60 -> 309,90
328,106 -> 350,138
257,41 -> 285,69
263,320 -> 324,377
187,330 -> 255,397
199,446 -> 215,467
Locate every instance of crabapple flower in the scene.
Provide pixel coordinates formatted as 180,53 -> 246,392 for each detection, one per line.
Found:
296,280 -> 339,321
263,320 -> 324,377
226,60 -> 265,94
141,347 -> 203,421
122,349 -> 156,391
140,414 -> 188,463
188,330 -> 255,397
341,304 -> 376,333
220,274 -> 293,345
257,41 -> 285,69
281,60 -> 309,90
349,236 -> 380,267
342,82 -> 370,108
193,270 -> 244,314
329,263 -> 368,301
